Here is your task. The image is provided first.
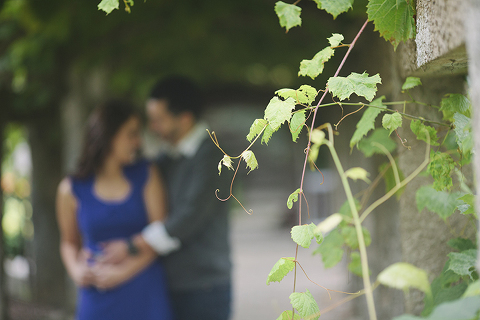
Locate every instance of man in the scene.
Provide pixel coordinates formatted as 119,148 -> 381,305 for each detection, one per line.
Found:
103,76 -> 232,320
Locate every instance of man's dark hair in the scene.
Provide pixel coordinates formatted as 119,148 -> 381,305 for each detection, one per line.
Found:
149,76 -> 204,119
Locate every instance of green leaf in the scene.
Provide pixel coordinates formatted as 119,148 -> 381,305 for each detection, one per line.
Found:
274,1 -> 302,32
289,289 -> 320,320
261,124 -> 275,145
457,194 -> 475,215
291,223 -> 321,249
440,94 -> 471,121
350,96 -> 386,149
379,160 -> 406,200
453,113 -> 473,156
382,112 -> 402,135
98,0 -> 119,14
299,47 -> 335,79
416,186 -> 464,220
462,280 -> 480,298
338,198 -> 361,219
345,167 -> 371,183
328,33 -> 344,47
348,252 -> 370,277
315,213 -> 343,234
311,128 -> 325,145
341,225 -> 372,250
290,111 -> 306,142
287,188 -> 302,210
313,229 -> 344,268
447,237 -> 476,252
241,150 -> 258,174
276,85 -> 317,105
396,297 -> 480,320
378,262 -> 431,296
267,257 -> 296,285
308,144 -> 320,165
247,119 -> 268,142
358,128 -> 397,157
264,96 -> 296,131
218,155 -> 234,175
367,0 -> 416,50
312,0 -> 354,19
448,249 -> 478,280
402,77 -> 422,90
327,72 -> 382,101
410,120 -> 439,146
276,310 -> 301,320
427,151 -> 456,191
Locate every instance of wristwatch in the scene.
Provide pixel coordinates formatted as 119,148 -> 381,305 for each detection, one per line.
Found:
127,238 -> 139,255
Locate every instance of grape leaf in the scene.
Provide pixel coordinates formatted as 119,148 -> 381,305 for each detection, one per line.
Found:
261,124 -> 275,145
348,252 -> 369,277
291,223 -> 321,249
416,186 -> 464,220
315,213 -> 343,234
367,0 -> 416,50
378,262 -> 431,296
311,128 -> 326,145
313,229 -> 344,268
276,85 -> 317,105
267,257 -> 296,285
247,119 -> 268,142
241,150 -> 258,174
350,96 -> 386,149
289,289 -> 320,320
312,0 -> 354,19
287,188 -> 302,209
275,1 -> 302,32
276,311 -> 301,320
328,33 -> 344,47
462,280 -> 480,298
264,96 -> 296,131
440,94 -> 471,121
402,77 -> 422,91
337,198 -> 361,219
299,47 -> 335,79
358,128 -> 397,157
327,72 -> 382,101
290,111 -> 306,142
382,112 -> 402,135
379,160 -> 406,200
453,113 -> 473,156
217,155 -> 233,175
98,0 -> 119,14
448,249 -> 477,280
410,120 -> 439,146
447,237 -> 476,252
456,194 -> 475,216
345,167 -> 371,183
341,225 -> 372,250
427,151 -> 455,191
395,296 -> 480,320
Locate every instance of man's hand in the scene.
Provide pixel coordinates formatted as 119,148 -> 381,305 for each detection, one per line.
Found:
99,239 -> 129,264
92,263 -> 128,291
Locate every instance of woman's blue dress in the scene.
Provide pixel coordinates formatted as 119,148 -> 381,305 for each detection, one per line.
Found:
71,160 -> 173,320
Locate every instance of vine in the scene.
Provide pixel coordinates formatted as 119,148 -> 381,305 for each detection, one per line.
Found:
96,0 -> 480,318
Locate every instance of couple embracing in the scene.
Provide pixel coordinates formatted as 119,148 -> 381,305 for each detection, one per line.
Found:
56,77 -> 232,320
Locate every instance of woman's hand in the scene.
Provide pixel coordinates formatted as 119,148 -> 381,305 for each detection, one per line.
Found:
99,239 -> 129,264
92,262 -> 129,291
72,250 -> 95,287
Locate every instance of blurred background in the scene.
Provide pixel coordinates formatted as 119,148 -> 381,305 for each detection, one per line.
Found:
0,0 -> 439,319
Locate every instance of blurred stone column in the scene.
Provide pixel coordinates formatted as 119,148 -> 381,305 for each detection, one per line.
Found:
466,0 -> 480,271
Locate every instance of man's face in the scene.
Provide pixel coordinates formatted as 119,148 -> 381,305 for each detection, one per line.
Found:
146,98 -> 181,143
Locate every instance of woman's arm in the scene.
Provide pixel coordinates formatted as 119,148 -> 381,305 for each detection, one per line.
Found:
56,178 -> 94,287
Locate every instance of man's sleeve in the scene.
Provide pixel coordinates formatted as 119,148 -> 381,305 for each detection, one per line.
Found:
163,143 -> 230,244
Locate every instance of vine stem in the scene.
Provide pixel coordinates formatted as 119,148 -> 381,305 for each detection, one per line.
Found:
293,18 -> 375,320
326,123 -> 377,320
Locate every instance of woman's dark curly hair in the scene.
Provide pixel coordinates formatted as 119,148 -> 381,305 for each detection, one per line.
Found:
73,100 -> 139,179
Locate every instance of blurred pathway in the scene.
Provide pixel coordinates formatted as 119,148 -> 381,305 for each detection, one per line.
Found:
230,201 -> 356,320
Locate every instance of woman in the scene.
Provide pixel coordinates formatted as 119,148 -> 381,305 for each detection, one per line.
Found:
56,100 -> 173,320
